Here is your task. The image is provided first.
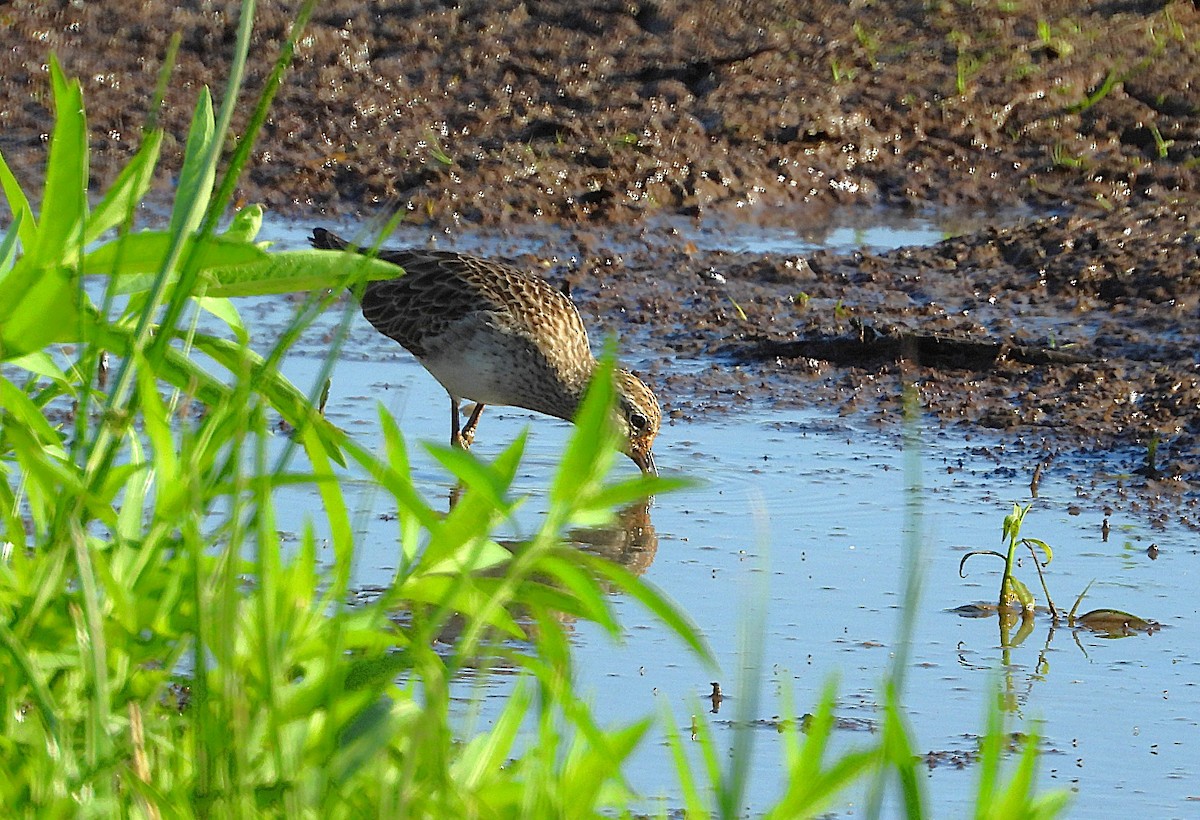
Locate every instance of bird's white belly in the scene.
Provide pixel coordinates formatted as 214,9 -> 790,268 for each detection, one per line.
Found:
418,324 -> 538,406
421,352 -> 512,405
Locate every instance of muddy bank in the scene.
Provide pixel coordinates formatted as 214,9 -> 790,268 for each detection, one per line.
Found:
3,1 -> 1200,221
525,198 -> 1199,479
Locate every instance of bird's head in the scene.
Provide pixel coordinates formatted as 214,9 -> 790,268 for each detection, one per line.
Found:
615,369 -> 661,475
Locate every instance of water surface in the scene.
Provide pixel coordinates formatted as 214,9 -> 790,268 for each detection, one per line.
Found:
260,214 -> 1196,816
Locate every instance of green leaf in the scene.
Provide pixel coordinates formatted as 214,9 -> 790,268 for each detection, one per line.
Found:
582,474 -> 695,519
0,210 -> 23,275
400,575 -> 522,637
0,619 -> 61,742
536,553 -> 618,632
329,700 -> 406,786
204,247 -> 403,297
423,538 -> 512,576
188,331 -> 347,465
1023,537 -> 1053,564
560,718 -> 650,809
4,350 -> 69,384
551,349 -> 620,509
1003,575 -> 1034,610
341,431 -> 441,532
425,443 -> 515,512
0,374 -> 65,450
974,690 -> 1004,814
31,57 -> 88,268
0,150 -> 35,251
452,678 -> 533,789
99,462 -> 149,515
0,263 -> 84,359
577,551 -> 714,666
1002,734 -> 1073,817
881,685 -> 924,817
222,203 -> 264,244
768,679 -> 876,819
194,296 -> 246,338
84,129 -> 163,245
3,417 -> 114,532
81,232 -> 267,291
82,232 -> 403,297
974,697 -> 1071,818
134,356 -> 184,518
169,87 -> 216,239
422,436 -> 525,572
663,702 -> 709,816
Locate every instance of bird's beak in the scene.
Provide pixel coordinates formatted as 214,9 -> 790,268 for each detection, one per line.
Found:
631,448 -> 657,476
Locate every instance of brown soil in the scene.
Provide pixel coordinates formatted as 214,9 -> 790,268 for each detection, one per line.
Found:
6,1 -> 1200,219
1,1 -> 1199,490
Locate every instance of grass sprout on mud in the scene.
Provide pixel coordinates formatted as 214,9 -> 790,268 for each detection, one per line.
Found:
0,2 -> 1071,815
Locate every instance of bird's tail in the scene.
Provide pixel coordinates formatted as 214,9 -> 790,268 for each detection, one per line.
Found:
311,228 -> 372,297
310,227 -> 351,253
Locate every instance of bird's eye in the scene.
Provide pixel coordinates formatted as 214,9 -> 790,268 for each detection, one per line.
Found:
629,411 -> 648,431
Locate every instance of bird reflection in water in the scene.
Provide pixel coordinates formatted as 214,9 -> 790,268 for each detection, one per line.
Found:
416,496 -> 659,652
567,499 -> 658,578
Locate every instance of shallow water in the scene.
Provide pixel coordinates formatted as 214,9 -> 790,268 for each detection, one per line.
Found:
257,215 -> 1197,816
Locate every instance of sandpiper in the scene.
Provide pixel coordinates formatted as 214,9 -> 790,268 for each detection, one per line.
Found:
311,228 -> 660,474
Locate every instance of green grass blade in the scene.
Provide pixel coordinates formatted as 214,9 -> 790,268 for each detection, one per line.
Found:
31,57 -> 88,268
663,703 -> 709,816
0,149 -> 36,250
768,681 -> 876,818
576,552 -> 713,665
340,434 -> 441,532
559,717 -> 651,810
84,129 -> 164,245
0,210 -> 23,274
299,421 -> 355,586
452,678 -> 534,790
167,88 -> 216,240
83,231 -> 403,297
882,684 -> 924,818
0,619 -> 61,741
199,0 -> 316,242
535,553 -> 619,632
550,349 -> 620,509
973,692 -> 1003,817
0,263 -> 83,359
720,553 -> 768,820
187,331 -> 346,464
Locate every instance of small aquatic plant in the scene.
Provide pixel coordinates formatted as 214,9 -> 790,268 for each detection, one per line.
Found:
960,502 -> 1056,617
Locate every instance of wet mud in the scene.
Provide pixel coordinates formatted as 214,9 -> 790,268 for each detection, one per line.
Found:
2,1 -> 1199,482
624,200 -> 1200,448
